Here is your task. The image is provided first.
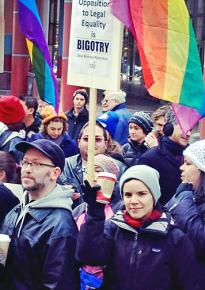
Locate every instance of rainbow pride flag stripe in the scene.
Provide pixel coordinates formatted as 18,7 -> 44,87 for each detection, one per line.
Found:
111,0 -> 205,117
18,0 -> 59,111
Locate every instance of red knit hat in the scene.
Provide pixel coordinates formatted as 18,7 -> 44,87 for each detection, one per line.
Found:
0,95 -> 26,124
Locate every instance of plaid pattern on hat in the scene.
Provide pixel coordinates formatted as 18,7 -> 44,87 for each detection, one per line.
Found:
129,111 -> 153,135
183,140 -> 205,172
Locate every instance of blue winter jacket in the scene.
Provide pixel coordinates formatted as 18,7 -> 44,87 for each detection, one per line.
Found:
167,183 -> 205,289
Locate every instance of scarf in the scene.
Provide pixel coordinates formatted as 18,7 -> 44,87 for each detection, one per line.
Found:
123,209 -> 162,229
44,133 -> 64,146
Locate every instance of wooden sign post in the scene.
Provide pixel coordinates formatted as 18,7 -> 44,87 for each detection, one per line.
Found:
86,88 -> 97,184
67,0 -> 123,183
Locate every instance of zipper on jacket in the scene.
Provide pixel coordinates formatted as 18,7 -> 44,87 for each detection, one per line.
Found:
129,233 -> 138,266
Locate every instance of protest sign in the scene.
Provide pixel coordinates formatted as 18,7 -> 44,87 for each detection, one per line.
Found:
67,0 -> 123,90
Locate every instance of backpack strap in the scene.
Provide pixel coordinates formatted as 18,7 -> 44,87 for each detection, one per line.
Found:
0,130 -> 13,149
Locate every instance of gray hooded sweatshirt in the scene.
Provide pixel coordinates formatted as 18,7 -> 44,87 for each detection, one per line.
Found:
15,184 -> 73,237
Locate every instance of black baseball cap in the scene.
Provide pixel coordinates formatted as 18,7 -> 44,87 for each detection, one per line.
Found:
15,139 -> 65,171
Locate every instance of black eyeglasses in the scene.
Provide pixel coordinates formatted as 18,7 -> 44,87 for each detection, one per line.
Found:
20,160 -> 56,170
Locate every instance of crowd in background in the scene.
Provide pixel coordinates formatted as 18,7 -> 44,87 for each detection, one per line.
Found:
0,89 -> 204,290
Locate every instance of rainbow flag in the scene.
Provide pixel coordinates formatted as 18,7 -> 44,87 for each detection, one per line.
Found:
110,0 -> 205,133
18,0 -> 59,111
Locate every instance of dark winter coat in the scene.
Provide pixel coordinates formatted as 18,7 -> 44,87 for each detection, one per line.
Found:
111,103 -> 132,145
29,132 -> 78,158
122,139 -> 149,167
167,183 -> 205,289
0,184 -> 19,226
0,185 -> 79,290
139,137 -> 185,205
23,117 -> 41,138
66,107 -> 89,141
76,210 -> 199,290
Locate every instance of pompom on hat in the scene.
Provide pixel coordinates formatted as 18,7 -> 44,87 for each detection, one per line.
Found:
96,111 -> 119,139
183,140 -> 205,172
94,154 -> 120,178
41,105 -> 67,124
119,165 -> 161,205
129,111 -> 153,135
0,95 -> 26,124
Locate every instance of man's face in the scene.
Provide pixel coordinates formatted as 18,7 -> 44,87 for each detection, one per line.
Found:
101,93 -> 117,112
78,125 -> 107,161
73,94 -> 86,111
170,124 -> 191,147
129,123 -> 146,143
20,100 -> 34,118
154,116 -> 166,136
21,148 -> 56,193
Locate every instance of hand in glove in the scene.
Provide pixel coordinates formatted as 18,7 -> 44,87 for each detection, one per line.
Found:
81,180 -> 105,217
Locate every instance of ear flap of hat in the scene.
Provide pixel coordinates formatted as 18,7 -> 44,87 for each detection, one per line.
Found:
163,122 -> 174,136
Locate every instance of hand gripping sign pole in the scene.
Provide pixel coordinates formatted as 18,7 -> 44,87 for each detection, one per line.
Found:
68,0 -> 123,184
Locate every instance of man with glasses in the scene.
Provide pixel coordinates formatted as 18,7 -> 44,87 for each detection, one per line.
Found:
0,139 -> 79,290
101,90 -> 131,145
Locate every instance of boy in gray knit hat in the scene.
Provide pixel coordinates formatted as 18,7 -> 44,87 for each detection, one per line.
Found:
122,111 -> 153,167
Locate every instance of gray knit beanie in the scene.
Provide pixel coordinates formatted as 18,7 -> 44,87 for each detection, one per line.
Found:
119,165 -> 161,205
183,140 -> 205,172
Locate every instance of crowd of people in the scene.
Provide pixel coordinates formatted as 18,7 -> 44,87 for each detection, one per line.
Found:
0,90 -> 204,290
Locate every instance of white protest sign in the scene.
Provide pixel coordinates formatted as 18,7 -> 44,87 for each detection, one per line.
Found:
67,0 -> 123,90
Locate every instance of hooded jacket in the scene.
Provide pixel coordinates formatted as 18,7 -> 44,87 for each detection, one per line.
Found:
0,184 -> 79,290
76,210 -> 199,290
